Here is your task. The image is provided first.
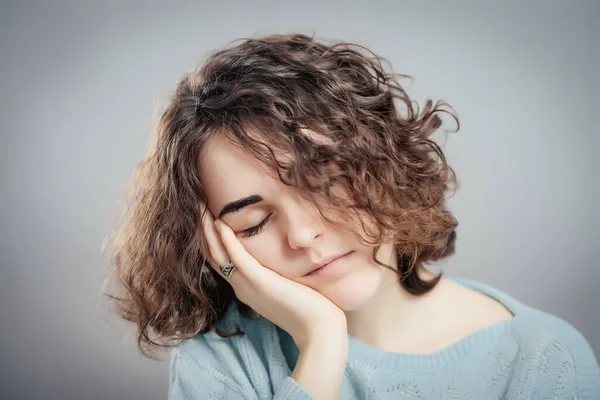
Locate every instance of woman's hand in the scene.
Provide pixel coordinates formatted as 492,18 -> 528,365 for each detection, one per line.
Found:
199,201 -> 347,349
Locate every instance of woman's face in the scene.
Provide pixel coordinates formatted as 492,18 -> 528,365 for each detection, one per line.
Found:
197,132 -> 396,311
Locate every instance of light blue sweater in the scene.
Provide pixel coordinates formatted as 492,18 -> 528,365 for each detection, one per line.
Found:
169,278 -> 600,399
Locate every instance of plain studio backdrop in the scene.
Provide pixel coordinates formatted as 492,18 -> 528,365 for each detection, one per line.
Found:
1,1 -> 598,399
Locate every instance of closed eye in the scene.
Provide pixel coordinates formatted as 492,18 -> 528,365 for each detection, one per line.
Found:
242,213 -> 273,238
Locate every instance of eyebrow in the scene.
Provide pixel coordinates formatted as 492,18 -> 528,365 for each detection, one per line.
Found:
218,194 -> 264,219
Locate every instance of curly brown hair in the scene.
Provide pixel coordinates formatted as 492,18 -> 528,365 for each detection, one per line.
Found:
102,32 -> 460,359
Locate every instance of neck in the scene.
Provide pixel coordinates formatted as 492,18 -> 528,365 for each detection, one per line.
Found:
344,261 -> 448,351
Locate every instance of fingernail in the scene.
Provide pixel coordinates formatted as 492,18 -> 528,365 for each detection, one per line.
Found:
214,220 -> 221,234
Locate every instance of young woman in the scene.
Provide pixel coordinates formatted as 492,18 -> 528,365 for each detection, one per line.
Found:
106,33 -> 600,399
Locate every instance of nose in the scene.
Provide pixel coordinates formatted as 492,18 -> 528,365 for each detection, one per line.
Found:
284,193 -> 325,250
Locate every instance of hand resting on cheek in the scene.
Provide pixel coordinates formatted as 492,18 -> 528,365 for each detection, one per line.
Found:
199,200 -> 348,350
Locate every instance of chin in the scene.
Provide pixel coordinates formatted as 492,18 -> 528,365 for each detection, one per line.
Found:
317,263 -> 383,311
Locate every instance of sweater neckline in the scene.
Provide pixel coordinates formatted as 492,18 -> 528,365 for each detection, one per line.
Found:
346,277 -> 524,371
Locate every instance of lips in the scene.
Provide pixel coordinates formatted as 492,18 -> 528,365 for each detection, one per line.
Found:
305,251 -> 353,276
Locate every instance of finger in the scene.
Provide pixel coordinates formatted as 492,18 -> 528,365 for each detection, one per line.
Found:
200,202 -> 229,264
213,219 -> 274,283
199,201 -> 244,284
198,201 -> 215,262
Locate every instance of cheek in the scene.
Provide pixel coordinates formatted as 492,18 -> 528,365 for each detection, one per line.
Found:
242,232 -> 290,276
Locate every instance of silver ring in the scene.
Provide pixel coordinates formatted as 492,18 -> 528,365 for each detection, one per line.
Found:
219,260 -> 236,279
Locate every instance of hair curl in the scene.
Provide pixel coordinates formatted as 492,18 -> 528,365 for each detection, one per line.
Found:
102,32 -> 460,359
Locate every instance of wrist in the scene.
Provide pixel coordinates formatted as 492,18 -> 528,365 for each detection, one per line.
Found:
298,329 -> 349,357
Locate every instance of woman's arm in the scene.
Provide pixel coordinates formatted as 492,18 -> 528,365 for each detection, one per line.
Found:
291,331 -> 349,400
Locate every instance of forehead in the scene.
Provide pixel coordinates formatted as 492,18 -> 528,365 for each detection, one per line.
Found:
196,133 -> 281,210
196,127 -> 336,211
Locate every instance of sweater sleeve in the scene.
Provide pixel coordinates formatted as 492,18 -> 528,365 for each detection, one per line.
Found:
168,340 -> 315,400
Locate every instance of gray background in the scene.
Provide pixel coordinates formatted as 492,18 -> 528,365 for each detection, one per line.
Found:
1,1 -> 598,399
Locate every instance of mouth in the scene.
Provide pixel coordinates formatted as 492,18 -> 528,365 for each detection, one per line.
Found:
305,251 -> 354,277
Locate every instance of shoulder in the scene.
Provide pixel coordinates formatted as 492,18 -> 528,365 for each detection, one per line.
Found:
169,301 -> 253,396
511,304 -> 599,368
173,305 -> 245,370
454,278 -> 600,397
452,277 -> 596,353
509,306 -> 600,397
170,299 -> 289,397
174,299 -> 285,365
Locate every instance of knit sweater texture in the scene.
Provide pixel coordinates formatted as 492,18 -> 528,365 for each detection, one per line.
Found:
169,278 -> 600,399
